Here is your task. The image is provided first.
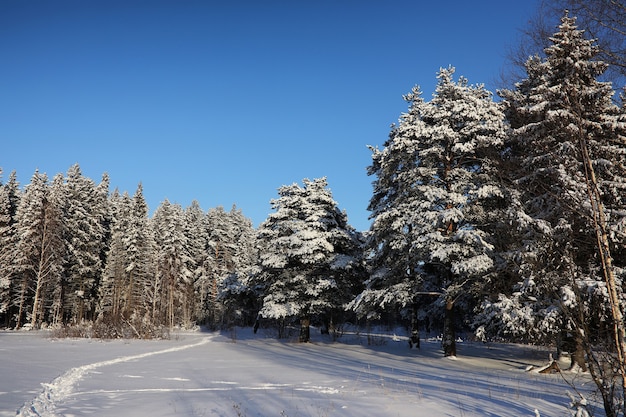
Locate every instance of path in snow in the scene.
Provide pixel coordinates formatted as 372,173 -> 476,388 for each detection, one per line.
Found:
16,336 -> 212,417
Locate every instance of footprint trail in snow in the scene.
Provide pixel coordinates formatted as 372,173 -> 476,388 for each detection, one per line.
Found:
17,337 -> 211,417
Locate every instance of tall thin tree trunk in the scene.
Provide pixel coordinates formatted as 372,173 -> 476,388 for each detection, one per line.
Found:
579,129 -> 626,414
30,284 -> 42,329
30,259 -> 47,329
15,276 -> 29,329
151,272 -> 160,324
126,271 -> 134,319
409,304 -> 420,348
52,280 -> 64,326
30,207 -> 55,329
30,223 -> 46,329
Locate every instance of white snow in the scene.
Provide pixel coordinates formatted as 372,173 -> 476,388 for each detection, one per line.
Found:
0,327 -> 603,417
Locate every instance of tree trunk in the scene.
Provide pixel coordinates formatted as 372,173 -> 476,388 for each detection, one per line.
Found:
52,280 -> 65,326
277,319 -> 286,339
570,332 -> 587,372
15,276 -> 29,329
443,299 -> 456,357
126,270 -> 134,319
30,275 -> 43,330
579,129 -> 626,411
30,220 -> 49,330
409,304 -> 420,349
299,316 -> 311,343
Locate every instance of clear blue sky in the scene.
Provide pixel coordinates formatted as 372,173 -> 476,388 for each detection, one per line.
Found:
1,0 -> 539,231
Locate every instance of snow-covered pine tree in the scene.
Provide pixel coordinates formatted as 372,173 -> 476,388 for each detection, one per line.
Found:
124,184 -> 155,325
63,164 -> 107,323
0,170 -> 20,327
47,174 -> 69,327
483,13 -> 626,416
183,200 -> 211,325
152,199 -> 194,328
98,183 -> 157,337
12,171 -> 65,329
96,190 -> 132,327
12,171 -> 46,329
216,206 -> 260,327
227,206 -> 259,279
257,178 -> 364,342
203,206 -> 238,327
352,67 -> 507,356
95,173 -> 112,288
184,202 -> 259,328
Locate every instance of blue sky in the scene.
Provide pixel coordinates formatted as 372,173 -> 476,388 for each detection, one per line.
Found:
1,0 -> 539,231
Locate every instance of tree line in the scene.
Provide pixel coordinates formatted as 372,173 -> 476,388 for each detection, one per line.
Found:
0,164 -> 260,337
1,10 -> 625,415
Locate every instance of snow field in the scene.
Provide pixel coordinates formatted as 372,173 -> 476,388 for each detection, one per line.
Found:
1,328 -> 602,417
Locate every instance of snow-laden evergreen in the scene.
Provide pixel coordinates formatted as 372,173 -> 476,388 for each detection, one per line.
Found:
256,178 -> 364,341
0,170 -> 20,326
212,206 -> 259,326
96,183 -> 159,337
475,13 -> 626,417
351,67 -> 508,356
478,12 -> 626,350
97,190 -> 131,323
11,171 -> 66,329
183,200 -> 212,324
190,204 -> 259,328
152,200 -> 194,328
63,164 -> 108,323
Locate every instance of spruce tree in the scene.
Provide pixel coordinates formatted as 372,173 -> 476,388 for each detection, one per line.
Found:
183,200 -> 211,325
63,164 -> 106,323
257,178 -> 364,342
204,206 -> 237,327
124,183 -> 155,323
12,171 -> 65,329
353,67 -> 507,356
482,13 -> 626,415
0,171 -> 20,327
97,190 -> 132,327
218,207 -> 260,327
152,200 -> 193,328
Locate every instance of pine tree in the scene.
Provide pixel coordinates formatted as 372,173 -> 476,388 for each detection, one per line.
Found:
204,206 -> 237,327
487,11 -> 626,343
352,67 -> 508,356
183,200 -> 211,325
257,178 -> 364,342
63,164 -> 106,323
152,200 -> 193,328
97,184 -> 157,337
12,171 -> 65,329
95,173 -> 112,292
218,206 -> 260,327
97,190 -> 131,325
46,174 -> 69,327
0,170 -> 20,327
485,13 -> 626,415
124,183 -> 155,323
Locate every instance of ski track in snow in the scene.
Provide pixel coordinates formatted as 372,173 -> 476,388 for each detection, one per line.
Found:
16,337 -> 212,417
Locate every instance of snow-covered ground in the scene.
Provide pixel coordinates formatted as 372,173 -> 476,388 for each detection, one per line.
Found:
0,327 -> 602,416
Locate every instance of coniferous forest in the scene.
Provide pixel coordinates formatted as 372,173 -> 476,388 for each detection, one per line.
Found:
2,11 -> 626,415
